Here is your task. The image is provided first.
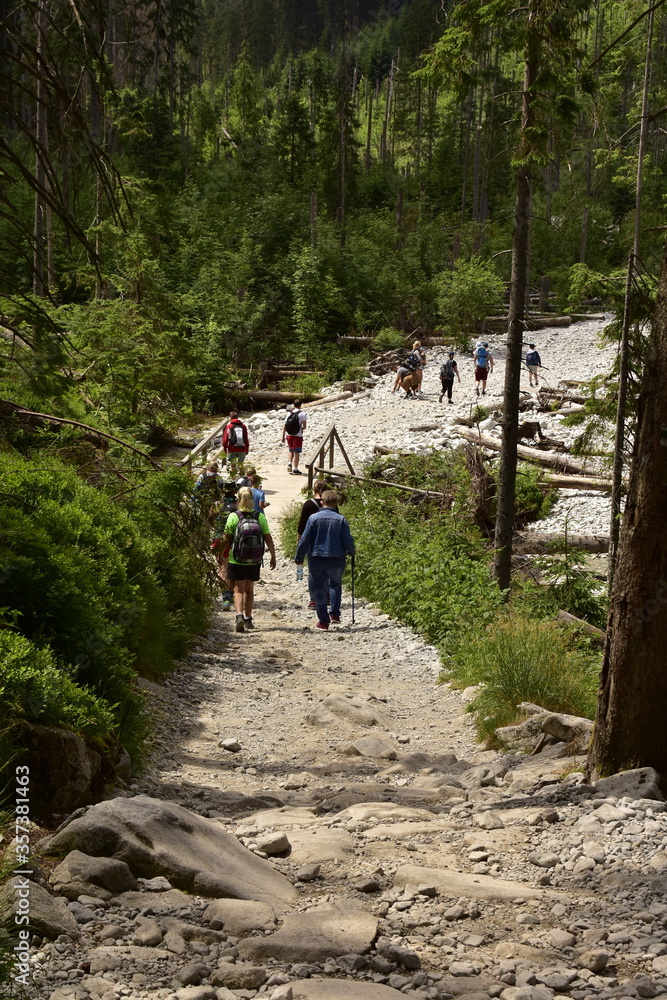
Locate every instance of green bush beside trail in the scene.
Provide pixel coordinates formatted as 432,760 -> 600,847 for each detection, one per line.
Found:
0,453 -> 212,773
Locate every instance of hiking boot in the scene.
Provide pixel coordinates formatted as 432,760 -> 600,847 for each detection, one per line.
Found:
308,600 -> 316,610
316,621 -> 329,631
222,599 -> 231,611
438,393 -> 443,402
287,463 -> 292,473
244,617 -> 254,630
292,468 -> 303,475
235,614 -> 245,633
475,387 -> 480,396
448,398 -> 453,404
330,615 -> 341,623
482,389 -> 486,395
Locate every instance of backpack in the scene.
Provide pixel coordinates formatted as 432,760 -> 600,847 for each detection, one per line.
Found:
232,511 -> 265,564
476,346 -> 488,367
285,410 -> 301,435
526,350 -> 539,366
229,423 -> 245,448
402,353 -> 419,372
440,360 -> 456,378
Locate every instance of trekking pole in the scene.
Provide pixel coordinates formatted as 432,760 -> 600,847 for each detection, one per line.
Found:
351,554 -> 356,625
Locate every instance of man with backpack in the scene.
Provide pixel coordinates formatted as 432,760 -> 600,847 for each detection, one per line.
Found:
295,490 -> 355,631
525,343 -> 542,387
282,401 -> 307,475
222,411 -> 249,474
439,352 -> 461,404
297,479 -> 327,610
221,486 -> 276,633
473,341 -> 494,396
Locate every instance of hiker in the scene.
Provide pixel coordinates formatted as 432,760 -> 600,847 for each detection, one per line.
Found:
236,465 -> 256,489
473,341 -> 494,396
295,489 -> 355,630
192,461 -> 224,519
210,480 -> 239,610
439,351 -> 461,404
221,486 -> 276,633
297,479 -> 327,610
282,400 -> 307,475
222,411 -> 249,475
526,342 -> 542,387
406,340 -> 427,394
250,473 -> 269,511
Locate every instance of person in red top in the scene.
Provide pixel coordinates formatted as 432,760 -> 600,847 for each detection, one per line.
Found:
221,410 -> 249,475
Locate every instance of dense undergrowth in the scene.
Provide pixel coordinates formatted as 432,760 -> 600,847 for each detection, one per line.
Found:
0,448 -> 214,792
282,448 -> 605,745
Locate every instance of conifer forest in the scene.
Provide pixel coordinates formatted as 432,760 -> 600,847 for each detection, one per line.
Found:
1,0 -> 667,784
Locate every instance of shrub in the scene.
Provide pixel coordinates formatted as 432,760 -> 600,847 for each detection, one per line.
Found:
446,612 -> 600,744
373,327 -> 406,351
437,258 -> 505,351
0,453 -> 212,761
0,632 -> 116,740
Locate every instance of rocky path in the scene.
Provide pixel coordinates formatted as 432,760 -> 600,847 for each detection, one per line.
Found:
16,320 -> 667,1000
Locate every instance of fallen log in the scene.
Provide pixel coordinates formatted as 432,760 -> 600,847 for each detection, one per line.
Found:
337,335 -> 375,347
455,426 -> 591,474
0,398 -> 163,469
539,389 -> 588,404
247,389 -> 324,404
555,610 -> 606,645
513,531 -> 609,554
542,473 -> 612,492
302,391 -> 353,409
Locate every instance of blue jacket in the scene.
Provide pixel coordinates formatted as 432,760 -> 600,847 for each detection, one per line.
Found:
295,507 -> 356,562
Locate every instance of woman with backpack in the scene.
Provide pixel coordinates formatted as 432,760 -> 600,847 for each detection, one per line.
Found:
221,487 -> 276,633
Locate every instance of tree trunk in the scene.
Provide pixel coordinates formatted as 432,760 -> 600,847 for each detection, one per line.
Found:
588,240 -> 667,778
493,15 -> 540,591
33,0 -> 46,297
608,6 -> 654,590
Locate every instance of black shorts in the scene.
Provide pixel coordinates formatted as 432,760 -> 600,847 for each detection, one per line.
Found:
227,562 -> 261,582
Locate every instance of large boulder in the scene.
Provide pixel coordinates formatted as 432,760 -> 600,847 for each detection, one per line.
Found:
290,982 -> 407,999
16,723 -> 102,814
593,767 -> 665,801
38,795 -> 297,908
50,850 -> 137,900
238,900 -> 377,963
0,878 -> 80,940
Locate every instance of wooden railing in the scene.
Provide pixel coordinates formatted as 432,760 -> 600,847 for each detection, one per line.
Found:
304,423 -> 355,489
178,417 -> 228,470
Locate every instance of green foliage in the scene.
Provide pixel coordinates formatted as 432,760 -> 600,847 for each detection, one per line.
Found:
0,632 -> 116,740
437,259 -> 504,351
0,454 -> 212,760
373,327 -> 407,350
447,612 -> 600,744
517,543 -> 609,630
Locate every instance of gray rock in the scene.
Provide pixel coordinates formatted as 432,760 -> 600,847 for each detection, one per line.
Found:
88,944 -> 170,975
132,917 -> 163,946
528,852 -> 560,869
257,831 -> 291,855
67,900 -> 96,923
295,864 -> 321,882
15,722 -> 102,813
211,962 -> 266,988
175,963 -> 213,986
540,712 -> 594,750
203,898 -> 278,935
499,988 -> 553,1000
0,878 -> 80,940
376,937 -> 421,970
546,929 -> 576,948
108,888 -> 191,914
576,950 -> 609,972
495,715 -> 547,752
81,976 -> 116,995
39,795 -> 297,908
138,875 -> 172,891
288,981 -> 406,998
394,864 -> 554,902
173,988 -> 216,1000
342,736 -> 398,759
50,850 -> 137,899
593,767 -> 665,801
238,900 -> 377,963
220,738 -> 241,752
476,810 -> 504,830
